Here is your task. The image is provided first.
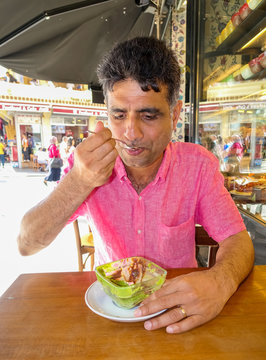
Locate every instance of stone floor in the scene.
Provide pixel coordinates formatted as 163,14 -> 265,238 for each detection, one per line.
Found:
0,163 -> 80,296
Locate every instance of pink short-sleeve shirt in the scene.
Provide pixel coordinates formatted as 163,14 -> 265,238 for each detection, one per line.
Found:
65,142 -> 245,268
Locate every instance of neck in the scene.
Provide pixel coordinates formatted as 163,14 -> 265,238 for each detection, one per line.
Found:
125,155 -> 163,194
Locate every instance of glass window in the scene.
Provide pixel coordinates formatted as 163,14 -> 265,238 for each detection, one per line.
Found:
188,0 -> 266,226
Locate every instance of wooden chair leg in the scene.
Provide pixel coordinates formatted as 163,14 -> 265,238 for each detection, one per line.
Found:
90,253 -> 94,271
73,220 -> 84,272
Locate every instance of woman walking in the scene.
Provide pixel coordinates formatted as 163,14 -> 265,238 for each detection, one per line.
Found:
0,139 -> 5,168
44,136 -> 61,185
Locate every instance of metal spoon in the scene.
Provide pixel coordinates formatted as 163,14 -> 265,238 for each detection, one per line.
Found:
87,130 -> 130,146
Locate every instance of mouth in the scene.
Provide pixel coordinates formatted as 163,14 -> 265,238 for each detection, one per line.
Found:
121,144 -> 145,156
123,144 -> 139,150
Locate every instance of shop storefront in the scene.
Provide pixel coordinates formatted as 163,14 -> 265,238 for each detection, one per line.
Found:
51,115 -> 89,145
0,101 -> 50,168
15,112 -> 43,167
0,99 -> 108,168
51,105 -> 108,145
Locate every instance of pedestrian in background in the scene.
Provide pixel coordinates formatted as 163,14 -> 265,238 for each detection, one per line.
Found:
67,137 -> 75,158
44,136 -> 61,185
59,136 -> 68,168
21,133 -> 29,161
27,134 -> 34,159
35,147 -> 48,171
0,138 -> 5,168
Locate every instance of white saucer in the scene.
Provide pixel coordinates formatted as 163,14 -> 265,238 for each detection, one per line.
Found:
85,281 -> 166,323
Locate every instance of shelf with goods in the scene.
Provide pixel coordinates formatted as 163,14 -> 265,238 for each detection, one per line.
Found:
201,0 -> 266,100
223,172 -> 266,226
187,0 -> 266,229
239,204 -> 265,265
214,0 -> 266,55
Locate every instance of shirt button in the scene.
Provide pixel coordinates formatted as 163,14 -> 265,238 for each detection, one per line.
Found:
138,196 -> 142,200
137,229 -> 141,234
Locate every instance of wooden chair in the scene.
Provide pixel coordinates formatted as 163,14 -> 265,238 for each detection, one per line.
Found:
195,226 -> 219,268
32,155 -> 39,170
73,219 -> 95,271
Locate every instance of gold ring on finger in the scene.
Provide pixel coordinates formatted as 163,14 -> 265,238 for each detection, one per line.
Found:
178,305 -> 187,319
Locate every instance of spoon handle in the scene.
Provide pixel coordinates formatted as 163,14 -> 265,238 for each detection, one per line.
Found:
87,130 -> 127,145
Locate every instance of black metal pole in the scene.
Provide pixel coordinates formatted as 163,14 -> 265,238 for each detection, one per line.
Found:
187,0 -> 204,144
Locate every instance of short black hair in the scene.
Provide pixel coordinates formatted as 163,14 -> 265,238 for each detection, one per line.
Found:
97,37 -> 180,107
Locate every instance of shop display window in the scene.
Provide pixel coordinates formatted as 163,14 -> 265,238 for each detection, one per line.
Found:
186,0 -> 265,258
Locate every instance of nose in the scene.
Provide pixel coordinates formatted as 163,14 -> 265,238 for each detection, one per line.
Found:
124,115 -> 143,143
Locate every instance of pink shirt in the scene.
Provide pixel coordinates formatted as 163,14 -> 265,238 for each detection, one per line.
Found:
48,144 -> 60,158
65,142 -> 245,268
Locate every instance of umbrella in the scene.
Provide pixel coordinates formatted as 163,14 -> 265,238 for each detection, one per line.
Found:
0,0 -> 168,88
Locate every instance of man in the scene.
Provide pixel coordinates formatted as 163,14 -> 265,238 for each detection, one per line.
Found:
21,133 -> 29,161
59,136 -> 68,167
27,134 -> 34,158
6,71 -> 19,83
17,37 -> 254,334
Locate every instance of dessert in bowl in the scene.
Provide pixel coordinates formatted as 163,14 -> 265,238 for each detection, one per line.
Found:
95,257 -> 167,309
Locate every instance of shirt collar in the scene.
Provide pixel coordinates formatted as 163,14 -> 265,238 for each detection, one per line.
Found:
114,142 -> 172,183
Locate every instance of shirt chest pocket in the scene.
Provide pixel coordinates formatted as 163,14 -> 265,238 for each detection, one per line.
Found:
159,216 -> 197,268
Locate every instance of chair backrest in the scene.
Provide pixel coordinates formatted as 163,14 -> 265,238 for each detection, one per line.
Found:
73,219 -> 95,271
195,226 -> 219,268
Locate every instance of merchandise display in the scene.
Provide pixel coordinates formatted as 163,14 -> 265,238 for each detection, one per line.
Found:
231,12 -> 242,27
216,0 -> 265,50
239,3 -> 252,20
188,0 -> 266,260
240,63 -> 254,79
249,57 -> 263,74
247,0 -> 263,10
258,51 -> 266,68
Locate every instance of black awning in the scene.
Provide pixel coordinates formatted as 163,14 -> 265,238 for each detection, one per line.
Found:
0,0 -> 156,87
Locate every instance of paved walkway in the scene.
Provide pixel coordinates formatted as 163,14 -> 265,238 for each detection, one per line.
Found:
0,164 -> 79,296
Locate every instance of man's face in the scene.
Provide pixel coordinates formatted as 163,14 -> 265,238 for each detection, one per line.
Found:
106,79 -> 181,169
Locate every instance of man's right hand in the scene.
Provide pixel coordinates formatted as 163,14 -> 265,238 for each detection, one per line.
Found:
17,122 -> 118,256
70,121 -> 118,191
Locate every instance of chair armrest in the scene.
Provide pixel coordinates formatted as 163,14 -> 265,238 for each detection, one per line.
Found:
195,226 -> 219,268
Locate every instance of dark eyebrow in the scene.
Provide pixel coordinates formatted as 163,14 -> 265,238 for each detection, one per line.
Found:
109,107 -> 163,115
136,107 -> 162,115
110,107 -> 126,113
110,107 -> 161,114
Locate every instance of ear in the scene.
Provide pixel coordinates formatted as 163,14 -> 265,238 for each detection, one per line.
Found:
172,100 -> 182,130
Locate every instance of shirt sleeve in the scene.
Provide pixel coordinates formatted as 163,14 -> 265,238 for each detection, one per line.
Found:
195,155 -> 246,242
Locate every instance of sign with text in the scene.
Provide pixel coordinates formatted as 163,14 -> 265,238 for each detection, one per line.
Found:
0,102 -> 50,113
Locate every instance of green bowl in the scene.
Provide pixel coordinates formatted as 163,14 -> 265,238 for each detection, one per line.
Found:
95,257 -> 167,309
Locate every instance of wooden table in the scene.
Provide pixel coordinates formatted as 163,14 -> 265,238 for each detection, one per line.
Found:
1,267 -> 266,360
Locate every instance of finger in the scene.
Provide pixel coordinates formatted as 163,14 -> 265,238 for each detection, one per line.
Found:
102,159 -> 117,179
91,139 -> 117,162
82,128 -> 113,151
142,275 -> 190,305
143,306 -> 191,331
76,139 -> 116,168
141,279 -> 178,305
135,291 -> 188,317
76,136 -> 115,162
165,315 -> 205,334
94,121 -> 105,132
94,148 -> 118,170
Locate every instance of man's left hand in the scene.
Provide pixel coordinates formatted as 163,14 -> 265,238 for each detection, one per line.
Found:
134,270 -> 230,334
